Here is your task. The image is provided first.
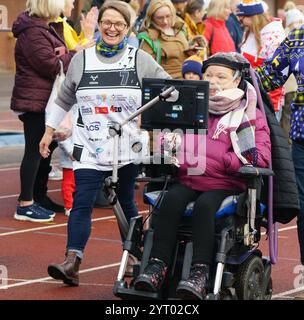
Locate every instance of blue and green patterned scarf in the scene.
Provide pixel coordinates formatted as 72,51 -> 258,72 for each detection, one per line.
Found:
96,36 -> 128,57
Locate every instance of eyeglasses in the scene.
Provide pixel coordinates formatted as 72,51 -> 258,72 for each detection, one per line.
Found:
100,20 -> 127,32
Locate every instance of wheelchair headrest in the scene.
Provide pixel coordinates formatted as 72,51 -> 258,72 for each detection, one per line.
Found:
202,56 -> 250,77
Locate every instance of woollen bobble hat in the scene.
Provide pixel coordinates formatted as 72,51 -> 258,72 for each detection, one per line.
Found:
182,55 -> 203,79
236,0 -> 264,16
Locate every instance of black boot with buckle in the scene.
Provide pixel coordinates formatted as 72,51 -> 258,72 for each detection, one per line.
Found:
134,258 -> 168,292
176,263 -> 209,300
47,251 -> 81,286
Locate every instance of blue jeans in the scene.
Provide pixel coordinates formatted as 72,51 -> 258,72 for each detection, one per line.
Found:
292,141 -> 304,263
67,164 -> 139,255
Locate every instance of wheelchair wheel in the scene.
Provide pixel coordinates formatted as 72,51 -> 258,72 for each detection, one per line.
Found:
263,277 -> 273,300
219,289 -> 236,300
235,255 -> 264,300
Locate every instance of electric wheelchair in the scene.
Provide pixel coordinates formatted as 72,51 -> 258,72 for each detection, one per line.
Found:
113,161 -> 274,300
112,69 -> 277,300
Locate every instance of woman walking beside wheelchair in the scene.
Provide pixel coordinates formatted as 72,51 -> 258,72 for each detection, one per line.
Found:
39,1 -> 169,286
134,52 -> 271,300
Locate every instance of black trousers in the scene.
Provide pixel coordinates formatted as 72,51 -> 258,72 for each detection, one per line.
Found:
18,112 -> 57,202
150,183 -> 237,266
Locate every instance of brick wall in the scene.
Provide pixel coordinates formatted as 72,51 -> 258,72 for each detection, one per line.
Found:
0,1 -> 26,71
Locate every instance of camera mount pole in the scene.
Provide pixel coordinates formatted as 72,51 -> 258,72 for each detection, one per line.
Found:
104,86 -> 176,241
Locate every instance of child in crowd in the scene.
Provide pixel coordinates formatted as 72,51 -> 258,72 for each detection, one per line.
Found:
52,109 -> 76,217
182,55 -> 203,80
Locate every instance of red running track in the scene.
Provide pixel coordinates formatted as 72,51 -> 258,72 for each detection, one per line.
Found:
0,165 -> 303,300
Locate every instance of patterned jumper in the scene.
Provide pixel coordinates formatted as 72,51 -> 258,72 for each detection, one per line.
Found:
256,25 -> 304,142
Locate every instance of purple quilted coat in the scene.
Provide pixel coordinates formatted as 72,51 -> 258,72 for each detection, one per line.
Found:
10,12 -> 75,113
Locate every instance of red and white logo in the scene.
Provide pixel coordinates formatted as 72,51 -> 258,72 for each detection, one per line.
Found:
95,107 -> 108,114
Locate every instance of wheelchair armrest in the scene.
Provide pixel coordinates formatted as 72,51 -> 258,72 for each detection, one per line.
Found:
238,166 -> 274,178
238,166 -> 274,191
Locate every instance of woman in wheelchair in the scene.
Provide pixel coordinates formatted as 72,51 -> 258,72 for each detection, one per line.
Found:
134,52 -> 271,300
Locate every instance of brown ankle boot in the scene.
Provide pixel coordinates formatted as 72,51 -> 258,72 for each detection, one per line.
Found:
47,251 -> 81,286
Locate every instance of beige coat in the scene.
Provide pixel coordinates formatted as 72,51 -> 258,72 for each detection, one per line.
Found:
139,20 -> 189,79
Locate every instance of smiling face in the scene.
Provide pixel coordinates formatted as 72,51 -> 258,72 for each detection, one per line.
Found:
152,6 -> 173,29
98,8 -> 129,46
203,65 -> 241,96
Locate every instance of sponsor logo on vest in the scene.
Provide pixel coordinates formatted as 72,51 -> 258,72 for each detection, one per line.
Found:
79,95 -> 94,102
96,147 -> 104,154
95,107 -> 109,114
110,105 -> 122,113
86,121 -> 101,131
88,137 -> 103,142
81,106 -> 93,115
89,74 -> 99,85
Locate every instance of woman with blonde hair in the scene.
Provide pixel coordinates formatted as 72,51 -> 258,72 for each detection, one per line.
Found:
137,0 -> 190,79
11,0 -> 76,222
203,0 -> 236,55
237,0 -> 285,120
56,0 -> 98,51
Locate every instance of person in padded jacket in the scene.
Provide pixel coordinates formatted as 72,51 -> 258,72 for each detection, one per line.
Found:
11,0 -> 78,222
134,52 -> 271,300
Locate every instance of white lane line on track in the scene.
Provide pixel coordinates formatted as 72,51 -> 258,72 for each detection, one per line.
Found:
0,186 -> 298,235
272,286 -> 304,299
34,231 -> 122,243
0,188 -> 61,200
0,163 -> 60,172
0,212 -> 300,296
259,225 -> 298,236
2,278 -> 114,287
0,167 -> 20,172
0,210 -> 149,237
0,262 -> 120,290
0,215 -> 114,236
0,120 -> 20,123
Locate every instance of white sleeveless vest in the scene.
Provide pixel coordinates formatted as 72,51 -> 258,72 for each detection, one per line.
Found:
73,45 -> 147,171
